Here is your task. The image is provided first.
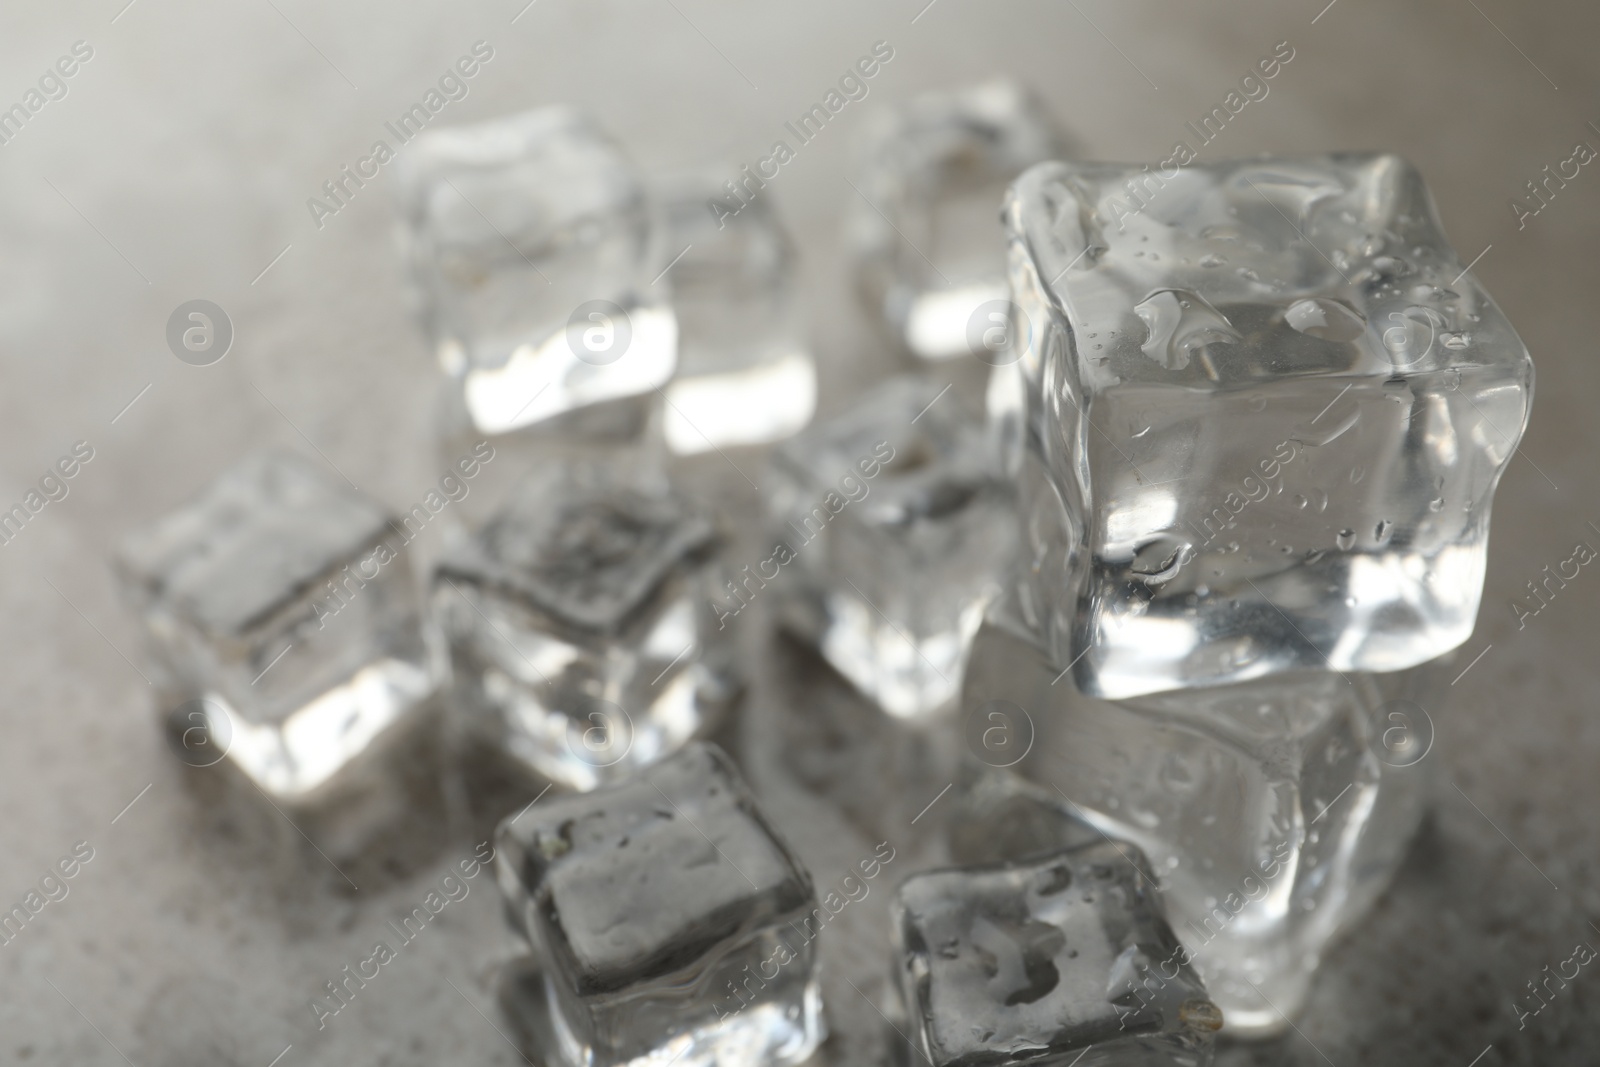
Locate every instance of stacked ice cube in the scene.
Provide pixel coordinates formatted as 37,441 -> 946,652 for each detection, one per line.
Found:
109,92 -> 1536,1061
971,153 -> 1533,1032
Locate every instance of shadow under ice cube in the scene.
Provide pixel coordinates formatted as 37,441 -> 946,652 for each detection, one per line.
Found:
114,451 -> 440,805
394,106 -> 676,437
767,376 -> 1014,718
993,154 -> 1533,699
434,465 -> 739,790
495,742 -> 825,1067
890,841 -> 1221,1067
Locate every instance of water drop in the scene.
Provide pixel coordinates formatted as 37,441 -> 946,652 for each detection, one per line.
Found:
1130,536 -> 1193,585
1441,331 -> 1471,350
1336,528 -> 1356,550
1375,519 -> 1393,542
1293,493 -> 1308,509
1350,465 -> 1365,484
1285,297 -> 1366,341
1428,496 -> 1444,512
1200,253 -> 1227,267
1133,289 -> 1241,370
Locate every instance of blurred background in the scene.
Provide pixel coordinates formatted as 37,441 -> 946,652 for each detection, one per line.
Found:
2,0 -> 1597,1063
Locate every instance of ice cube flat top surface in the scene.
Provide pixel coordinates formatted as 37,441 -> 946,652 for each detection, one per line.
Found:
894,842 -> 1206,1064
1012,154 -> 1530,391
117,451 -> 390,636
396,106 -> 639,242
503,743 -> 812,994
439,468 -> 714,632
773,376 -> 992,527
863,79 -> 1064,185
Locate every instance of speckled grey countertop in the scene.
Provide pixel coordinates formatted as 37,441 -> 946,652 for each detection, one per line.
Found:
3,1 -> 1598,1064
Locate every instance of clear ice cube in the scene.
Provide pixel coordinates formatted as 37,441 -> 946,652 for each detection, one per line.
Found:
495,742 -> 825,1067
961,595 -> 1434,1036
851,80 -> 1067,361
890,841 -> 1222,1067
656,173 -> 816,455
433,464 -> 739,790
992,154 -> 1533,699
114,450 -> 440,799
766,376 -> 1015,718
394,106 -> 677,437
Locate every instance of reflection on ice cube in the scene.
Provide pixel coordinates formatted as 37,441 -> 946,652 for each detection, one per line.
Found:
205,657 -> 435,797
902,279 -> 1008,361
663,348 -> 815,455
464,302 -> 677,435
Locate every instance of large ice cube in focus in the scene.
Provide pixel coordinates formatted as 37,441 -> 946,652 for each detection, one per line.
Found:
890,841 -> 1222,1067
962,593 -> 1434,1036
767,376 -> 1015,718
114,451 -> 441,801
656,173 -> 816,454
992,154 -> 1533,699
495,742 -> 824,1067
433,464 -> 739,790
851,80 -> 1068,361
394,107 -> 676,438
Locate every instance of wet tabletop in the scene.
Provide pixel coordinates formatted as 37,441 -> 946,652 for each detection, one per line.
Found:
2,0 -> 1598,1064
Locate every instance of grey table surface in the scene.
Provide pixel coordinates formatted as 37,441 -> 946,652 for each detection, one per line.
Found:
3,0 -> 1598,1064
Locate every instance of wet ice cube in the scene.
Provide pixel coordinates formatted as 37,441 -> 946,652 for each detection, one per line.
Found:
114,450 -> 440,799
993,154 -> 1534,698
394,106 -> 676,436
495,742 -> 825,1067
433,464 -> 739,790
891,842 -> 1221,1067
657,173 -> 815,454
850,80 -> 1067,360
962,592 -> 1433,1036
765,376 -> 1014,718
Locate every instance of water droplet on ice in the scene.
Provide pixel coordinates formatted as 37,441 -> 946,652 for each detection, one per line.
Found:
1133,289 -> 1241,370
1336,528 -> 1356,550
1130,536 -> 1192,584
1285,297 -> 1366,341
